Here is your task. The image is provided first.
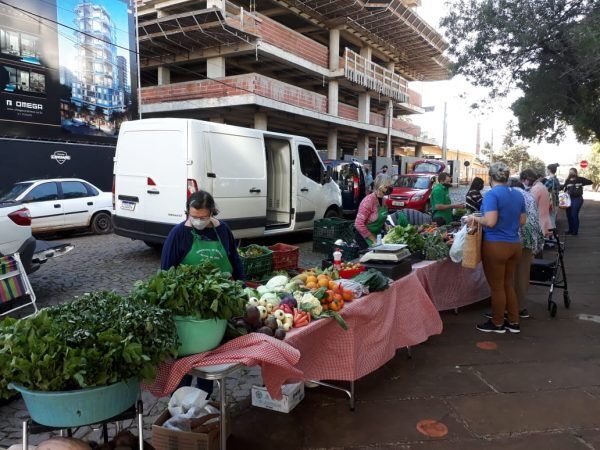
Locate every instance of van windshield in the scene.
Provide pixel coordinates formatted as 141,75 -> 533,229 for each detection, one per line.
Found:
394,176 -> 429,190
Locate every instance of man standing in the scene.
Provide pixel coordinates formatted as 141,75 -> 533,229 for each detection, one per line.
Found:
377,165 -> 391,182
430,172 -> 464,225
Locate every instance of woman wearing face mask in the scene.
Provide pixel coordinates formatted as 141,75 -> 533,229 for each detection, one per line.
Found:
563,168 -> 593,235
160,190 -> 244,279
519,169 -> 551,237
354,175 -> 393,249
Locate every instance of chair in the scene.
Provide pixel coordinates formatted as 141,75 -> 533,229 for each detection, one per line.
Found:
0,253 -> 37,318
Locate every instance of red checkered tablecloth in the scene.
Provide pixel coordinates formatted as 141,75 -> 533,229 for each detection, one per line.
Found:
282,270 -> 443,382
144,333 -> 303,399
412,259 -> 491,311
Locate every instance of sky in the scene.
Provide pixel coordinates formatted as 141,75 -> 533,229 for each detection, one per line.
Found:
409,1 -> 592,166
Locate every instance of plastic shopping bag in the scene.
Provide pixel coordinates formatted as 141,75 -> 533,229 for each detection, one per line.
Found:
449,225 -> 468,263
558,192 -> 571,209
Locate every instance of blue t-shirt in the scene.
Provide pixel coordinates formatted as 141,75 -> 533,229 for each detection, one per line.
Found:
481,185 -> 525,243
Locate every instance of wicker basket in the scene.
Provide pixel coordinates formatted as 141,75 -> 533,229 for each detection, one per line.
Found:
238,245 -> 273,278
268,243 -> 299,271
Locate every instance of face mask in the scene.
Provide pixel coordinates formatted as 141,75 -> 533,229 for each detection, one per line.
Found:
385,186 -> 393,195
190,217 -> 210,230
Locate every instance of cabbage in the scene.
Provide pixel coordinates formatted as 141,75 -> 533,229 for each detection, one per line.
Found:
266,275 -> 289,289
257,285 -> 271,296
260,292 -> 280,306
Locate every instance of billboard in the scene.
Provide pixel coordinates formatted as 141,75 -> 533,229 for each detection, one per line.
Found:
0,0 -> 138,143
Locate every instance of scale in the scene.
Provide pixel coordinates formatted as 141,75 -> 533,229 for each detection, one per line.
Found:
359,243 -> 411,263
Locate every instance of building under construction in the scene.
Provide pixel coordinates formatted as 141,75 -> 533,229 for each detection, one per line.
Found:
136,0 -> 451,160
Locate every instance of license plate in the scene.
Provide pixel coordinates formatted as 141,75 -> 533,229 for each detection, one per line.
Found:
120,201 -> 136,211
392,201 -> 405,207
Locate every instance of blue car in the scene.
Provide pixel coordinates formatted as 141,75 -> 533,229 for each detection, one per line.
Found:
324,159 -> 367,217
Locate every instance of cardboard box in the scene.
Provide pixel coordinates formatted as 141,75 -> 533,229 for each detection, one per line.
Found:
251,382 -> 305,413
152,402 -> 230,450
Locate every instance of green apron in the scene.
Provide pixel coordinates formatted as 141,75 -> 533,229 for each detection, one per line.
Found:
365,206 -> 388,246
181,227 -> 233,274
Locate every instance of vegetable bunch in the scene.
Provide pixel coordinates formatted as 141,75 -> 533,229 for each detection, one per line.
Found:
0,292 -> 178,398
422,231 -> 450,260
352,269 -> 390,292
383,224 -> 425,253
133,262 -> 247,320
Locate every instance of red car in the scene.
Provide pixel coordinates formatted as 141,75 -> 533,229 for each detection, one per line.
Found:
385,160 -> 447,212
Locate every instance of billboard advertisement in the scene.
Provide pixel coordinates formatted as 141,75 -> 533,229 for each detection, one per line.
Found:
0,0 -> 138,143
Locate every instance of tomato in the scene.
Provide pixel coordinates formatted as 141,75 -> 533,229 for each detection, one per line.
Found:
342,289 -> 354,302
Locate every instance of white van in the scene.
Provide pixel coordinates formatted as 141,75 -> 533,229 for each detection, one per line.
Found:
112,118 -> 342,244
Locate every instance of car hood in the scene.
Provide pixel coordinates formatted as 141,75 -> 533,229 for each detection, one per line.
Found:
391,188 -> 428,197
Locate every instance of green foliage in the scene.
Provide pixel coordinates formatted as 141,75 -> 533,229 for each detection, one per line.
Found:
0,292 -> 178,398
382,224 -> 425,253
583,142 -> 600,190
422,232 -> 450,261
442,0 -> 600,142
133,262 -> 247,320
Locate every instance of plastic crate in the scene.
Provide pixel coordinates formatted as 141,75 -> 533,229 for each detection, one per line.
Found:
238,245 -> 273,278
268,243 -> 299,271
312,238 -> 334,255
313,240 -> 360,261
313,218 -> 355,242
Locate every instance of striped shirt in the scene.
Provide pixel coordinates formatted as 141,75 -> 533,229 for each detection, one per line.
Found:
465,189 -> 483,212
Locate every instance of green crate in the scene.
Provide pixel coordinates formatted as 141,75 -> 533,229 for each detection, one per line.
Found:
312,238 -> 334,254
313,218 -> 355,242
312,239 -> 360,261
238,245 -> 273,278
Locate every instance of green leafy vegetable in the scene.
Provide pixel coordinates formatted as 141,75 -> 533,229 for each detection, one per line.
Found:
422,232 -> 450,261
133,262 -> 246,320
352,269 -> 390,292
383,225 -> 425,253
0,292 -> 178,398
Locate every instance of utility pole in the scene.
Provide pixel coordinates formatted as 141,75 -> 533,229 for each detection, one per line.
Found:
441,101 -> 448,160
134,1 -> 142,119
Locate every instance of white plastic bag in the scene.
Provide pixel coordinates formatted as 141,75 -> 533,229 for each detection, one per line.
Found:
559,192 -> 571,209
449,225 -> 468,263
168,386 -> 210,417
336,278 -> 369,297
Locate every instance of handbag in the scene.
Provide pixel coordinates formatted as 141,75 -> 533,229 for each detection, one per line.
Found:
558,192 -> 571,209
462,223 -> 482,269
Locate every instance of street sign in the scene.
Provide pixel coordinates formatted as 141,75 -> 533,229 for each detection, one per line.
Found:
464,160 -> 471,167
580,160 -> 589,169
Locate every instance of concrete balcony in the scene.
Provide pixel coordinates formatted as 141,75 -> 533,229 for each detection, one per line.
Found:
343,48 -> 408,103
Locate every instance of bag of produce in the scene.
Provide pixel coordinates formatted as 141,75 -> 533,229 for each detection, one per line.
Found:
462,223 -> 482,269
336,278 -> 369,298
449,225 -> 468,263
558,192 -> 571,209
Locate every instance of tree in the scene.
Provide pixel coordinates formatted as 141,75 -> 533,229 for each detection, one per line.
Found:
442,0 -> 600,143
583,142 -> 600,191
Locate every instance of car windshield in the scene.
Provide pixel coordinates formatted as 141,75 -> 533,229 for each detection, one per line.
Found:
394,176 -> 429,190
0,183 -> 33,202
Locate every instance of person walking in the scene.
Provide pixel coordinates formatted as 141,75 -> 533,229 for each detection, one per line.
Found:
431,172 -> 464,225
520,169 -> 551,237
364,167 -> 374,193
354,176 -> 393,249
544,163 -> 561,230
507,178 -> 544,319
465,177 -> 484,212
468,163 -> 526,334
563,168 -> 593,235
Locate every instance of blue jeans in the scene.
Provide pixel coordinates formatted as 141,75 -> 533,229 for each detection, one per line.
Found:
566,196 -> 584,234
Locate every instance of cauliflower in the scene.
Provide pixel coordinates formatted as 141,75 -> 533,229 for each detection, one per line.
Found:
299,292 -> 323,318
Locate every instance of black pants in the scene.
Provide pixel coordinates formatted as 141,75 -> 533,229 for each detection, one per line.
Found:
354,227 -> 370,250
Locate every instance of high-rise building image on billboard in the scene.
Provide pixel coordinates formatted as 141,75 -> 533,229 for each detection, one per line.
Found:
71,2 -> 124,119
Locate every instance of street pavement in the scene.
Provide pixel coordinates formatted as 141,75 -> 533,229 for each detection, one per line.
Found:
1,192 -> 600,448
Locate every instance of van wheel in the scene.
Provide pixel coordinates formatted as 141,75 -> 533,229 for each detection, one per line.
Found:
144,241 -> 163,252
91,212 -> 112,234
324,208 -> 342,219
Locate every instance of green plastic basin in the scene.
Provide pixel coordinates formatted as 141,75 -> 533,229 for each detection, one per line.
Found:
173,316 -> 227,356
9,378 -> 139,427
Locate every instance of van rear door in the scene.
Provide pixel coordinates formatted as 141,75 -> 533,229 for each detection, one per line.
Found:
114,124 -> 188,241
205,128 -> 267,238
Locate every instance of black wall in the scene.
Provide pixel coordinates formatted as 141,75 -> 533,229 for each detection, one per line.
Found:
0,139 -> 115,191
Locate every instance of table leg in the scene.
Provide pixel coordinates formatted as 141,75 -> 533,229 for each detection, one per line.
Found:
406,346 -> 412,359
349,381 -> 355,412
22,420 -> 28,450
137,401 -> 144,450
219,379 -> 227,450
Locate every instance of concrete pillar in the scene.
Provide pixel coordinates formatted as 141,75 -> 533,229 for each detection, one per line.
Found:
327,128 -> 338,159
358,93 -> 370,124
328,80 -> 339,116
207,0 -> 225,10
357,134 -> 369,160
157,66 -> 170,85
207,56 -> 225,79
329,28 -> 340,70
360,46 -> 372,61
415,144 -> 423,157
254,112 -> 267,130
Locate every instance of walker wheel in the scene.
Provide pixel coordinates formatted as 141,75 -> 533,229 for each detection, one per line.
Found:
549,301 -> 558,318
564,292 -> 571,309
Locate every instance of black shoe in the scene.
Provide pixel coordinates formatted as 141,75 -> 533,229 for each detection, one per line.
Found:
477,319 -> 506,334
519,309 -> 530,318
504,320 -> 521,334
